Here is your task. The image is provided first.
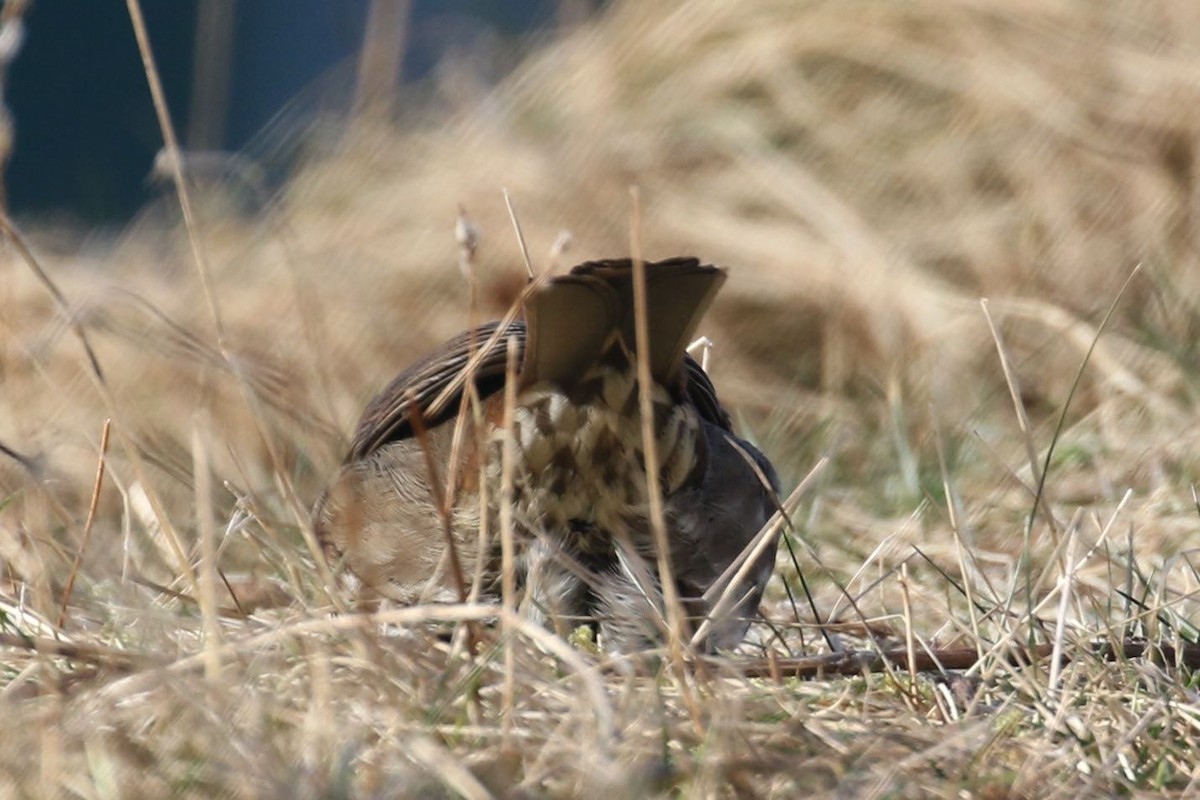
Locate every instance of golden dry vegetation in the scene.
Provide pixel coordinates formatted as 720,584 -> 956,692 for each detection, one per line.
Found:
3,1 -> 1200,797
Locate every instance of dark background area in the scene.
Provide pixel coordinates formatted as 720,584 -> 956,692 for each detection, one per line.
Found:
5,1 -> 574,225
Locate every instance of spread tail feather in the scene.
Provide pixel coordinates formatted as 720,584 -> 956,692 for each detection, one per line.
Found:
521,257 -> 726,390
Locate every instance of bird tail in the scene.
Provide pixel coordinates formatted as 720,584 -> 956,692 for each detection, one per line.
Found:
520,257 -> 726,391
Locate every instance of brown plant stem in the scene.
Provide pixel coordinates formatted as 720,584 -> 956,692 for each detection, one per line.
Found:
734,639 -> 1200,680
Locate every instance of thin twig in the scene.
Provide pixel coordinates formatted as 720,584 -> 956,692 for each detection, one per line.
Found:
899,562 -> 918,688
932,406 -> 984,659
125,0 -> 225,347
503,189 -> 535,279
408,394 -> 470,606
499,335 -> 520,740
982,296 -> 1055,634
446,205 -> 484,663
628,188 -> 687,648
0,214 -> 105,383
735,639 -> 1200,680
627,186 -> 704,731
56,419 -> 111,628
1027,264 -> 1142,538
693,457 -> 826,648
0,633 -> 166,671
192,416 -> 223,682
980,298 -> 1041,489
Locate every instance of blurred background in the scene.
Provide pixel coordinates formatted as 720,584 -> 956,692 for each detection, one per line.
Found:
6,0 -> 592,224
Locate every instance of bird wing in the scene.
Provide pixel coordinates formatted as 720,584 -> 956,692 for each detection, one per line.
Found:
346,320 -> 522,462
346,258 -> 733,463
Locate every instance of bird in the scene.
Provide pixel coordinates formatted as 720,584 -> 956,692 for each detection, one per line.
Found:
313,257 -> 780,653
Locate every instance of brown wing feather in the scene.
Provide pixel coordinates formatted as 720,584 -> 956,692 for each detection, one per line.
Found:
346,320 -> 525,462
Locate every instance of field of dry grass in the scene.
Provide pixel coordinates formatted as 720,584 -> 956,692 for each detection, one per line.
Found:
3,0 -> 1200,796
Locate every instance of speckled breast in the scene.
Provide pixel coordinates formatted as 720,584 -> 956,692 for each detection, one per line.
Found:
485,356 -> 704,552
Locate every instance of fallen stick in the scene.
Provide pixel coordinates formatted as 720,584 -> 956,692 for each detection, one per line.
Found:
732,639 -> 1200,680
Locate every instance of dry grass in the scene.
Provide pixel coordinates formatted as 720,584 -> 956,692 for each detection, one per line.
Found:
3,0 -> 1200,796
